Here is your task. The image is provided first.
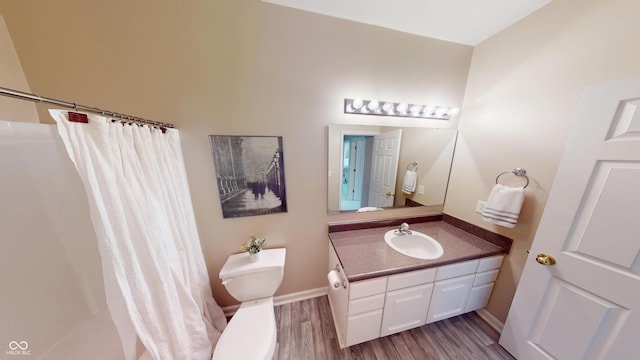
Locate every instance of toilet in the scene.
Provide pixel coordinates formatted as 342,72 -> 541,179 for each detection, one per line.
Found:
212,248 -> 286,360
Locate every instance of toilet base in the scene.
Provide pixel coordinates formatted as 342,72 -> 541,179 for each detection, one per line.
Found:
212,297 -> 276,360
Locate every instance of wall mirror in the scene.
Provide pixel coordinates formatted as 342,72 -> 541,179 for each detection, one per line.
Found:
328,124 -> 458,213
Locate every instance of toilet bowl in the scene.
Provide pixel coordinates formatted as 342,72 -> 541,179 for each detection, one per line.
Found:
212,248 -> 286,360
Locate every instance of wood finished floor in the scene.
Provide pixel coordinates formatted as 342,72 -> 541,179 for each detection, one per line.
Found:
272,296 -> 515,360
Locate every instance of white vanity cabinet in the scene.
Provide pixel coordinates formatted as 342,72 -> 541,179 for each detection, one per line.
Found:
328,244 -> 504,348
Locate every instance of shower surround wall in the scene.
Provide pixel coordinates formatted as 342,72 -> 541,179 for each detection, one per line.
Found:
0,121 -> 125,359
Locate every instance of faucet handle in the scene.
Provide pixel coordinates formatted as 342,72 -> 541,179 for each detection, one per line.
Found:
400,222 -> 409,232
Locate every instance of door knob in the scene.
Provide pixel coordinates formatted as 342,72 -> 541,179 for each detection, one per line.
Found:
385,192 -> 395,197
535,253 -> 556,265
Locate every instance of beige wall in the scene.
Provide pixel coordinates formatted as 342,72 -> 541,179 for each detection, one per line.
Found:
445,0 -> 640,322
0,14 -> 36,122
0,1 -> 472,307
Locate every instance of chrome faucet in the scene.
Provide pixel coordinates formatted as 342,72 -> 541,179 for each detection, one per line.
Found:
395,222 -> 412,235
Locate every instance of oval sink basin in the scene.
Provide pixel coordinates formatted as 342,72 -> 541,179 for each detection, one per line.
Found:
384,230 -> 444,260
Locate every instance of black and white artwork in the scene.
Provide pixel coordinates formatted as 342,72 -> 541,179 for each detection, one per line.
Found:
209,135 -> 287,218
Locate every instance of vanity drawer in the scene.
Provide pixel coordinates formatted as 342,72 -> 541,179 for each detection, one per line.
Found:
473,269 -> 500,286
387,268 -> 436,291
348,293 -> 385,315
350,277 -> 387,300
435,259 -> 479,281
477,255 -> 504,273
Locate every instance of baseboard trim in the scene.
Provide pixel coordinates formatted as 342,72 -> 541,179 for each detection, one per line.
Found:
475,308 -> 504,333
221,287 -> 329,317
273,287 -> 328,306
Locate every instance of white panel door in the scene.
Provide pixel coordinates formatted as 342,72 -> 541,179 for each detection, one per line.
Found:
500,75 -> 640,359
368,129 -> 402,208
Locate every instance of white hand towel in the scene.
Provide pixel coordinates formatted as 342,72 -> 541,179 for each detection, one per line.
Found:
481,184 -> 525,228
401,170 -> 417,194
356,206 -> 384,212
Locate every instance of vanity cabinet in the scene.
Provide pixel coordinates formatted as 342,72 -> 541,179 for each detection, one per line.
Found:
328,244 -> 504,348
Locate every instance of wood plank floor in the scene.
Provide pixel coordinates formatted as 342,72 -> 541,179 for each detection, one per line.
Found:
273,296 -> 515,360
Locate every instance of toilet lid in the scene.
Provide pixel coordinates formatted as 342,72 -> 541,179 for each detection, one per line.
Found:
212,298 -> 276,360
219,248 -> 286,280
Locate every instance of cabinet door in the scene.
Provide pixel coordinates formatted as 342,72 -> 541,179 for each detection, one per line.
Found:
426,274 -> 475,323
466,282 -> 495,312
380,284 -> 433,337
346,309 -> 383,346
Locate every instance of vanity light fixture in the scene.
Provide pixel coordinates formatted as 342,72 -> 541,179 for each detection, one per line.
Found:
344,98 -> 459,120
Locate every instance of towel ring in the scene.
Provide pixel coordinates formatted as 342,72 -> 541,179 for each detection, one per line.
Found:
407,161 -> 418,171
496,168 -> 529,188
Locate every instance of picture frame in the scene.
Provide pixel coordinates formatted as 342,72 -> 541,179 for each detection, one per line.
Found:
209,135 -> 287,218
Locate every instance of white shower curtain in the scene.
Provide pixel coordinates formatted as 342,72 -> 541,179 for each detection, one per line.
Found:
49,109 -> 226,360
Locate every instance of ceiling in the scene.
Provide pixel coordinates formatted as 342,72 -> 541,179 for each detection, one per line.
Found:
262,0 -> 552,46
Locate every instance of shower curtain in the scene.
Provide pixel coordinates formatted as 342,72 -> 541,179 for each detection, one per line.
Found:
49,110 -> 226,360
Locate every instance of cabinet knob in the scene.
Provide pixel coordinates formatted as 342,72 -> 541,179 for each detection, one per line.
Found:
535,253 -> 556,266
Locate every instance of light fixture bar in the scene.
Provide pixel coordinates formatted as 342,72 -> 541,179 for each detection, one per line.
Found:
343,98 -> 459,120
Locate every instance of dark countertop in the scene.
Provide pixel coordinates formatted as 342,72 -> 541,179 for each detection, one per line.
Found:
329,221 -> 505,282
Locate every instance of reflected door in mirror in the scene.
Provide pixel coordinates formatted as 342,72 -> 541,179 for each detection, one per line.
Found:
368,129 -> 402,208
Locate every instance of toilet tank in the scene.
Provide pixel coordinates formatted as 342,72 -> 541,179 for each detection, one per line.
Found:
219,248 -> 286,302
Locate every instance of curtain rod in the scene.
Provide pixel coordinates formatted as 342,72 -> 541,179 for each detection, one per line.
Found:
0,86 -> 175,128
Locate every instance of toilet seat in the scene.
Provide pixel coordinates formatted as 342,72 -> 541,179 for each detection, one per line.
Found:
212,297 -> 276,360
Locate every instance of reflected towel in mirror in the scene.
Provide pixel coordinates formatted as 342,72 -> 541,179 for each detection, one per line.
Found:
401,170 -> 417,194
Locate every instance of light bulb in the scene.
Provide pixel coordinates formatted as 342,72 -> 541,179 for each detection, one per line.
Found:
424,106 -> 436,115
436,106 -> 448,116
448,107 -> 460,115
396,102 -> 408,114
351,99 -> 363,110
410,105 -> 423,116
367,100 -> 379,111
382,102 -> 394,113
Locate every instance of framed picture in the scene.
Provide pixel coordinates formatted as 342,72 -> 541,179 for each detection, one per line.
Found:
209,135 -> 287,218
